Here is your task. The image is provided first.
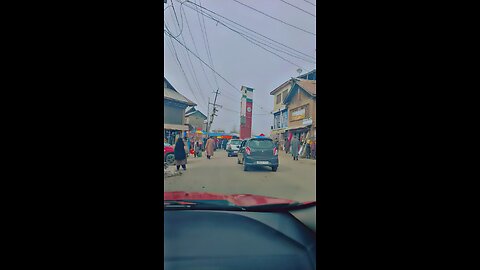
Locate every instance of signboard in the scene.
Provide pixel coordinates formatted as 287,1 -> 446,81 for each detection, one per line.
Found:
291,108 -> 305,121
302,118 -> 313,126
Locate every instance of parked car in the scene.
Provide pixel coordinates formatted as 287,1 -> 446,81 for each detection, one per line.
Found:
226,139 -> 242,157
237,137 -> 279,171
164,191 -> 316,270
164,143 -> 175,166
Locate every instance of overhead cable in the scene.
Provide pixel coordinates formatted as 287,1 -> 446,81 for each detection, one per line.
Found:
280,0 -> 316,17
230,0 -> 316,36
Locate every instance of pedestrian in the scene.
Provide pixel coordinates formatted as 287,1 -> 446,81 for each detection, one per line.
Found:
205,136 -> 215,159
285,140 -> 290,154
194,141 -> 199,158
290,136 -> 300,161
305,140 -> 310,159
222,139 -> 227,150
174,137 -> 187,171
311,139 -> 316,160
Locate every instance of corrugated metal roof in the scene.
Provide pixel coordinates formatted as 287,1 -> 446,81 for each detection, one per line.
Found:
269,69 -> 316,95
164,123 -> 189,131
185,110 -> 207,119
164,87 -> 196,106
296,80 -> 316,96
283,79 -> 316,105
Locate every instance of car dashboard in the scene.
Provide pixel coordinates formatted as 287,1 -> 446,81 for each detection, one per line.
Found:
164,210 -> 316,270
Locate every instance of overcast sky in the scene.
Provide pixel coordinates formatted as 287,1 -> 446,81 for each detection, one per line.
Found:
164,0 -> 316,135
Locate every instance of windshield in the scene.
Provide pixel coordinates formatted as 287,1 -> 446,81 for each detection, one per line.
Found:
247,139 -> 274,149
164,0 -> 316,252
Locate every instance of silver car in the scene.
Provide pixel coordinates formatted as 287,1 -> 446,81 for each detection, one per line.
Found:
226,139 -> 242,157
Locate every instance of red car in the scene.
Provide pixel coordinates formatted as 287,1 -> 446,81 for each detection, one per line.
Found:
164,143 -> 175,165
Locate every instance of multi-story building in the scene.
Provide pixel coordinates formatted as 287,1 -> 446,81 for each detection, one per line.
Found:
270,81 -> 292,148
270,69 -> 316,148
283,79 -> 316,141
164,77 -> 196,145
185,106 -> 207,132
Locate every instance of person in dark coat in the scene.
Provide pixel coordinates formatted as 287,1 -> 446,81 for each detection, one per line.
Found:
290,136 -> 300,160
174,138 -> 187,171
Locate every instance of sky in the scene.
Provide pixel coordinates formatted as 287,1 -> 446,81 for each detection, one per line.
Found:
164,0 -> 316,135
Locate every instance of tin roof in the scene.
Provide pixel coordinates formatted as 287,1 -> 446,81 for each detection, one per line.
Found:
283,79 -> 316,105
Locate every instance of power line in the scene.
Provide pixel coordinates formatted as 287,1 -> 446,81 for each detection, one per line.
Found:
166,4 -> 208,109
184,3 -> 313,66
230,0 -> 316,36
182,0 -> 315,60
280,0 -> 316,17
165,30 -> 241,94
164,2 -> 184,38
181,1 -> 311,68
194,0 -> 220,90
222,106 -> 270,116
303,0 -> 316,6
181,5 -> 214,91
164,31 -> 204,110
170,1 -> 208,107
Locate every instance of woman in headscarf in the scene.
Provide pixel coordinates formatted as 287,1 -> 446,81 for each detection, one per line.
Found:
290,135 -> 300,161
174,137 -> 187,171
205,136 -> 215,159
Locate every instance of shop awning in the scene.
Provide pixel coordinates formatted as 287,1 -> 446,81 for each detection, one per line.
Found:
164,124 -> 189,131
285,124 -> 311,131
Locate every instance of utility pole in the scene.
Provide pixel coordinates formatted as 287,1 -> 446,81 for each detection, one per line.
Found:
206,97 -> 210,133
208,89 -> 222,132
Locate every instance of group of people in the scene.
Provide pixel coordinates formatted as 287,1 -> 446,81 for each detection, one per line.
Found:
170,136 -> 219,171
283,135 -> 316,161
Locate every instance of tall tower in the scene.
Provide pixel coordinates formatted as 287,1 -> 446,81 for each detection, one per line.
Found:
240,86 -> 254,139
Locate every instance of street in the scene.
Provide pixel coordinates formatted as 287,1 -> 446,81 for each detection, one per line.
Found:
164,149 -> 317,230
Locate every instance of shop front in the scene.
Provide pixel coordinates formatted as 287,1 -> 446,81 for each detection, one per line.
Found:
164,124 -> 189,145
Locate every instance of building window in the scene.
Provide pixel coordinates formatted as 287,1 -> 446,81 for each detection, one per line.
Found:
276,94 -> 282,104
274,113 -> 281,129
282,90 -> 288,102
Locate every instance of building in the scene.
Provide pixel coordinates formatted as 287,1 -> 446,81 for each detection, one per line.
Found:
185,106 -> 207,132
270,80 -> 292,147
283,79 -> 316,141
270,69 -> 316,148
164,77 -> 196,145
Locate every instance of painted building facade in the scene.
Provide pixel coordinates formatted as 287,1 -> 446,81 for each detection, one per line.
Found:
283,79 -> 316,141
164,77 -> 196,145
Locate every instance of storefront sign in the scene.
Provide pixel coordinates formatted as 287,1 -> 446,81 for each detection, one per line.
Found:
291,108 -> 305,121
302,118 -> 313,125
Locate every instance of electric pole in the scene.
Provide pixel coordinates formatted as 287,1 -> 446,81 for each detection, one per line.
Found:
208,89 -> 222,132
206,97 -> 210,133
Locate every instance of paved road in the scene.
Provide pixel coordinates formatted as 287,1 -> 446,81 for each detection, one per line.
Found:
164,149 -> 317,230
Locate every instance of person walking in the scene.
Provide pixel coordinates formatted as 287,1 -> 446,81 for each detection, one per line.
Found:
222,139 -> 227,150
305,139 -> 311,159
205,136 -> 215,159
311,139 -> 316,160
174,138 -> 187,171
291,136 -> 300,161
193,141 -> 198,158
